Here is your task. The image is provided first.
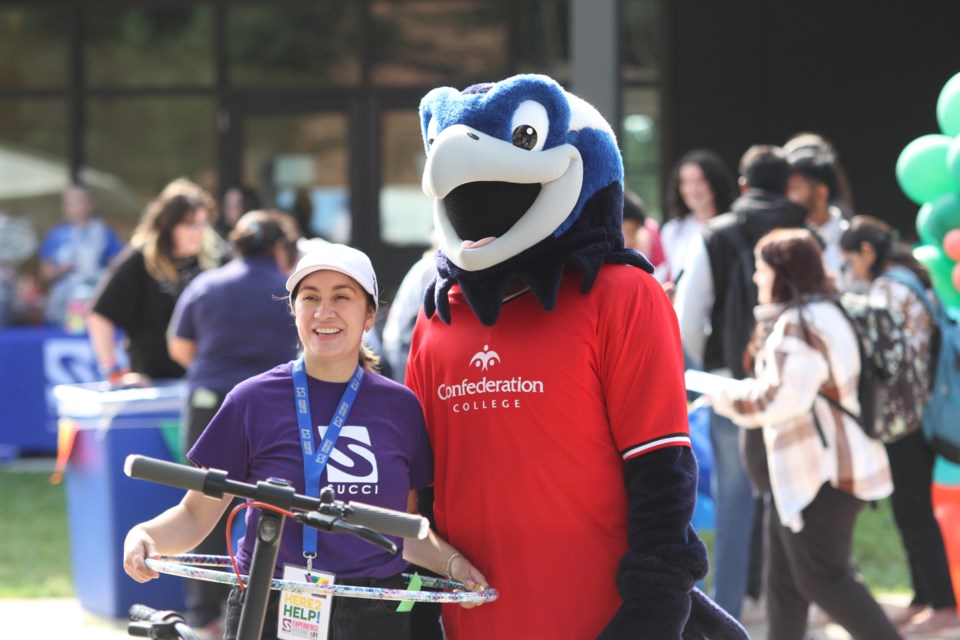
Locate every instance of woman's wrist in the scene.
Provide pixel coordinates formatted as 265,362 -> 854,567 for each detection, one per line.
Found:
101,363 -> 130,384
445,552 -> 463,580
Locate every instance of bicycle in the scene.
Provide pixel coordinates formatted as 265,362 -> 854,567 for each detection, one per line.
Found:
122,454 -> 497,640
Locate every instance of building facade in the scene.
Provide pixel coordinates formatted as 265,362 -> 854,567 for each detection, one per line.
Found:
1,0 -> 957,299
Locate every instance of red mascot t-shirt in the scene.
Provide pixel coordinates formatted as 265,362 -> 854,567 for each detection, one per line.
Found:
406,264 -> 690,640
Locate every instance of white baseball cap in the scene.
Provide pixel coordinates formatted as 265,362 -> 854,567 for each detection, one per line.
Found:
286,243 -> 379,310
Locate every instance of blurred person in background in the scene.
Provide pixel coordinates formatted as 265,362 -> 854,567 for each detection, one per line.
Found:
87,178 -> 222,385
217,185 -> 261,239
784,132 -> 855,220
383,234 -> 439,383
675,145 -> 808,621
661,149 -> 737,285
166,209 -> 302,633
0,210 -> 37,327
38,184 -> 124,329
621,189 -> 667,280
785,144 -> 850,286
840,216 -> 960,637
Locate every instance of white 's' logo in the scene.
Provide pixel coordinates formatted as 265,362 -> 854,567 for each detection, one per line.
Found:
317,425 -> 379,483
469,344 -> 501,371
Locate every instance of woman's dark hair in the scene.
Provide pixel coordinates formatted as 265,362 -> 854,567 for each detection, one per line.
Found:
230,209 -> 302,262
744,228 -> 835,372
622,189 -> 648,224
664,149 -> 737,222
757,227 -> 836,304
839,215 -> 931,287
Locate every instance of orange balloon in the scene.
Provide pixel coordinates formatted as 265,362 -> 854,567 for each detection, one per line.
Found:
946,229 -> 960,261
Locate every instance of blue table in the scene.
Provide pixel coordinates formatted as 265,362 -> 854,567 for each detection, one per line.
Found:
0,326 -> 100,457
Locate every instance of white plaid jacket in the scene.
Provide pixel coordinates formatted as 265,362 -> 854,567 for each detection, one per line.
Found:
711,300 -> 893,532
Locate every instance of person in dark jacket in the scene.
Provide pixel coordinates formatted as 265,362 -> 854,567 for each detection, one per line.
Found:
674,145 -> 807,621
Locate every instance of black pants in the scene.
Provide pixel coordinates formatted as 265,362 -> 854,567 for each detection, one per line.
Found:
886,429 -> 957,609
766,483 -> 901,640
224,575 -> 412,640
182,391 -> 231,627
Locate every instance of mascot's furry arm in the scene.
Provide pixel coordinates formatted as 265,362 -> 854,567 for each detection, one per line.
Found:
419,74 -> 746,639
603,448 -> 746,640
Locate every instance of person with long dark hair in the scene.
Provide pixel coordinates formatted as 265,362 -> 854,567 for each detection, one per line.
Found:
708,227 -> 899,640
662,149 -> 737,283
840,216 -> 960,636
87,178 -> 223,384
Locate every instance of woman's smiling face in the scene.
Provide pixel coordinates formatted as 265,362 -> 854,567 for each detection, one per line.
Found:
294,269 -> 375,378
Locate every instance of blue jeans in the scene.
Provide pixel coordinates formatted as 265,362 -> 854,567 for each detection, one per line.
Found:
709,410 -> 756,620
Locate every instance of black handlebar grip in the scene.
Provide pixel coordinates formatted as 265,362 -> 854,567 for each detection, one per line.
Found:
345,501 -> 429,539
128,603 -> 158,622
124,455 -> 208,492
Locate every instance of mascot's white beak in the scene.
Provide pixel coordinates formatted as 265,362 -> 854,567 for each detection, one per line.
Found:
422,124 -> 583,272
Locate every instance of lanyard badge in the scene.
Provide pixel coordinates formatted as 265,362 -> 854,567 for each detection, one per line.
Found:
293,356 -> 364,569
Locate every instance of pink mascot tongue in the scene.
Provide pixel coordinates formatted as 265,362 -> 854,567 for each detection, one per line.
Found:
406,73 -> 747,640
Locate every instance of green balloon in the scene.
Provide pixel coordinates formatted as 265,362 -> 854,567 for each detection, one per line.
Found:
917,192 -> 960,246
915,244 -> 960,309
938,72 -> 960,137
948,135 -> 960,186
916,202 -> 937,246
897,134 -> 956,205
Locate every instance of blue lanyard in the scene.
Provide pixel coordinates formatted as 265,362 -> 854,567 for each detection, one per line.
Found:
293,356 -> 364,558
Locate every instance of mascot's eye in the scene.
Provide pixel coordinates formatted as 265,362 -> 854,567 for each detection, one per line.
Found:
512,125 -> 538,150
509,100 -> 549,152
425,116 -> 439,150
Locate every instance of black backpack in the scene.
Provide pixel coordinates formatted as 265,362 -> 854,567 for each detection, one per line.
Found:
817,280 -> 928,443
883,268 -> 960,461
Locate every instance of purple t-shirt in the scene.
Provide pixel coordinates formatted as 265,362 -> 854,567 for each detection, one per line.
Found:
188,361 -> 433,579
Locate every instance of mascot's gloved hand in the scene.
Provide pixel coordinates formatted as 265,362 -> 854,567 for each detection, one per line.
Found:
597,446 -> 747,640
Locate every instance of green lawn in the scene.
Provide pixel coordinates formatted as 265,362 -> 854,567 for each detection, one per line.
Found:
854,498 -> 911,594
0,469 -> 914,598
0,469 -> 74,597
698,497 -> 911,596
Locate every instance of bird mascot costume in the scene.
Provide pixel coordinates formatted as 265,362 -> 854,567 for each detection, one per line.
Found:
406,74 -> 746,640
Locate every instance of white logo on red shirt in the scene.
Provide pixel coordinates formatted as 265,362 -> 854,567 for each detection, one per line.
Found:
469,344 -> 501,371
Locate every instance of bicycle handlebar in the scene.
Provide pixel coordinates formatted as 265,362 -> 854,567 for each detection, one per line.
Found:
124,454 -> 429,540
128,604 -> 198,639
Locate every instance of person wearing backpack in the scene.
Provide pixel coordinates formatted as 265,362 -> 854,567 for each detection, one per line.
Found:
674,145 -> 807,621
708,228 -> 899,640
840,216 -> 960,637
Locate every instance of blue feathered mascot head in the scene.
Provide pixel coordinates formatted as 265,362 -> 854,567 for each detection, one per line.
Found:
419,74 -> 651,326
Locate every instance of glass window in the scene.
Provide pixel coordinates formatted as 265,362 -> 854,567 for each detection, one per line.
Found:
85,97 -> 216,225
0,7 -> 68,89
84,6 -> 214,87
227,3 -> 361,87
370,1 -> 507,87
243,112 -> 350,244
514,0 -> 570,85
621,0 -> 659,83
622,87 -> 660,219
380,110 -> 433,247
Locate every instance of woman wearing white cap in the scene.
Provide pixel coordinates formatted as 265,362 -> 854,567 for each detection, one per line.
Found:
123,243 -> 487,640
